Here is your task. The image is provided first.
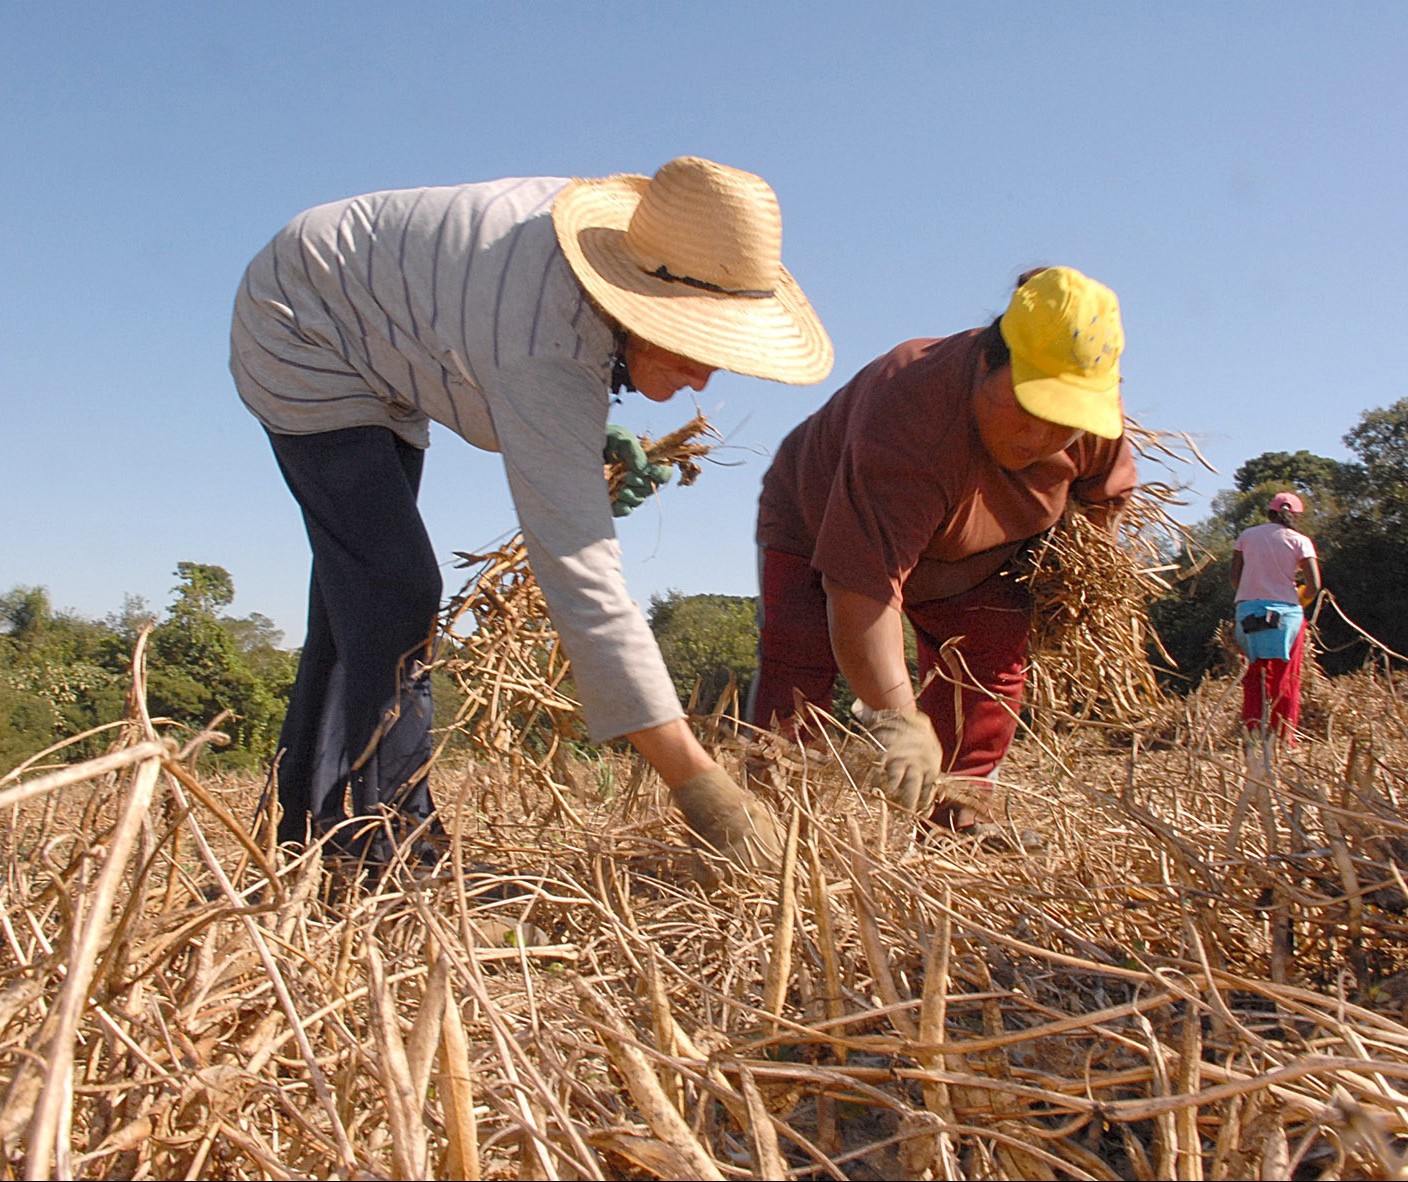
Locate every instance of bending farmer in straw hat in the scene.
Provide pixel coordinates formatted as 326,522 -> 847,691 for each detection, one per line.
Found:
230,156 -> 831,871
1230,491 -> 1321,744
748,267 -> 1136,839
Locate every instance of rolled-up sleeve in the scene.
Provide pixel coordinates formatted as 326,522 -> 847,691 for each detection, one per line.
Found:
1071,434 -> 1138,513
485,357 -> 684,741
809,362 -> 954,610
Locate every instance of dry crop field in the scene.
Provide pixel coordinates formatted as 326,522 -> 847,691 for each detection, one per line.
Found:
2,645 -> 1408,1181
4,424 -> 1408,1180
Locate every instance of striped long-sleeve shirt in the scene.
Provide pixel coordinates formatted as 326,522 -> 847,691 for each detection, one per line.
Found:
230,176 -> 684,742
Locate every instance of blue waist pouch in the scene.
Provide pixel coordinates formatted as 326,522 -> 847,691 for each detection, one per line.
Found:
1235,599 -> 1302,661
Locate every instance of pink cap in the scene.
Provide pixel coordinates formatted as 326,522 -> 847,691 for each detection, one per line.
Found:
1268,491 -> 1304,514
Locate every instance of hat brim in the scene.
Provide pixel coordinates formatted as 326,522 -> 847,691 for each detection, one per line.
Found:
553,174 -> 834,386
1010,358 -> 1125,440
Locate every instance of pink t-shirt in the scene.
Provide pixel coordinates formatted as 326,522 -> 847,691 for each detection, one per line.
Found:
1234,522 -> 1317,602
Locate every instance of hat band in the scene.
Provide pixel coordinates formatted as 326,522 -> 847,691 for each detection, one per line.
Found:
647,263 -> 774,299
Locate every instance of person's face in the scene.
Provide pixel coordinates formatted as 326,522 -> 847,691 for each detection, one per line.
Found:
624,336 -> 716,402
973,365 -> 1084,470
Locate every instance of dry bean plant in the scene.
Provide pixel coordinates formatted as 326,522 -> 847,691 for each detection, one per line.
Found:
3,418 -> 1408,1181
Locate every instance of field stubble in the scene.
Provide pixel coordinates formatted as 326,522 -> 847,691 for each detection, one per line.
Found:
4,420 -> 1407,1179
2,653 -> 1408,1180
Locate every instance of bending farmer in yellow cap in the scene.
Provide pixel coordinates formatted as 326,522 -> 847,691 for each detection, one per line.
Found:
230,157 -> 832,874
748,267 -> 1136,837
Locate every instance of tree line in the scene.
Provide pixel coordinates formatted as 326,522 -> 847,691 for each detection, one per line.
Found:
5,398 -> 1407,772
0,563 -> 297,771
1151,396 -> 1408,686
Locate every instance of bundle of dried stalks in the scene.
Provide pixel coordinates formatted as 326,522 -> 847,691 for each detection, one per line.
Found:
437,534 -> 583,816
433,414 -> 720,817
601,412 -> 716,502
1017,421 -> 1212,730
4,648 -> 1408,1180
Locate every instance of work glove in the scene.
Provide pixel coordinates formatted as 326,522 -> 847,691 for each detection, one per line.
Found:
671,768 -> 783,882
604,424 -> 673,517
851,702 -> 945,814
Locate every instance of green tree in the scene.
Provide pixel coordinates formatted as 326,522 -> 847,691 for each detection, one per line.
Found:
1205,450 -> 1358,542
145,564 -> 295,764
1342,397 -> 1408,530
0,587 -> 127,764
1150,448 -> 1355,687
0,570 -> 298,772
0,683 -> 61,770
1151,399 -> 1408,686
1147,531 -> 1237,688
171,561 -> 236,618
1234,450 -> 1352,497
1,587 -> 54,656
646,590 -> 920,723
1318,397 -> 1408,668
648,591 -> 759,710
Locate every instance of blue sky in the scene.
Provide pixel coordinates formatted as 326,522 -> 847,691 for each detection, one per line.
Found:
4,3 -> 1405,646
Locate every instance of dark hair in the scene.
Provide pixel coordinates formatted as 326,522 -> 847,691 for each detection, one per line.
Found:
977,267 -> 1050,371
977,319 -> 1009,371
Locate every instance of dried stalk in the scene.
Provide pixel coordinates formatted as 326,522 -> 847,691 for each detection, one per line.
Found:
5,424 -> 1408,1181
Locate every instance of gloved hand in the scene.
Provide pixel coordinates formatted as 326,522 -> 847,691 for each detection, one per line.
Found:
671,768 -> 783,881
852,702 -> 944,813
604,424 -> 673,517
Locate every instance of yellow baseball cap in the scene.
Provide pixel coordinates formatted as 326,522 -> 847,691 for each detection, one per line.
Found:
999,267 -> 1124,440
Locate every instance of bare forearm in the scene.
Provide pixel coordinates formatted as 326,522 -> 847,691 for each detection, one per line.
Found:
1302,556 -> 1322,598
823,579 -> 913,710
623,717 -> 715,789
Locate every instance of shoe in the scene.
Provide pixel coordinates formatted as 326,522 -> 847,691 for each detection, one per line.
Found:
318,821 -> 396,865
926,820 -> 1044,854
318,824 -> 450,877
407,837 -> 444,870
459,861 -> 532,903
970,823 -> 1045,852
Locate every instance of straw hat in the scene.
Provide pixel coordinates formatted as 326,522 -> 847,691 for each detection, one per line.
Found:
552,156 -> 833,385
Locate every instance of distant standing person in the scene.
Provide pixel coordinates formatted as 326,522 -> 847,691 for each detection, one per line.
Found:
1230,491 -> 1322,743
748,267 -> 1137,836
230,156 -> 832,868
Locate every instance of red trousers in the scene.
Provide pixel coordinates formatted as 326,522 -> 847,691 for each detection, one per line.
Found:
1241,621 -> 1307,742
748,548 -> 1031,780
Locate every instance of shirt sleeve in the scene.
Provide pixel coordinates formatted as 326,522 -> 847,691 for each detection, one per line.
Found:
1070,433 -> 1138,511
809,360 -> 954,609
483,356 -> 685,742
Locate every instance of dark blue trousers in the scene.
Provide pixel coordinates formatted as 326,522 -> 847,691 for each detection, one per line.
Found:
267,426 -> 442,846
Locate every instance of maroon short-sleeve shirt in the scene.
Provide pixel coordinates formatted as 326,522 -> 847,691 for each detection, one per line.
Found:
757,330 -> 1137,609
